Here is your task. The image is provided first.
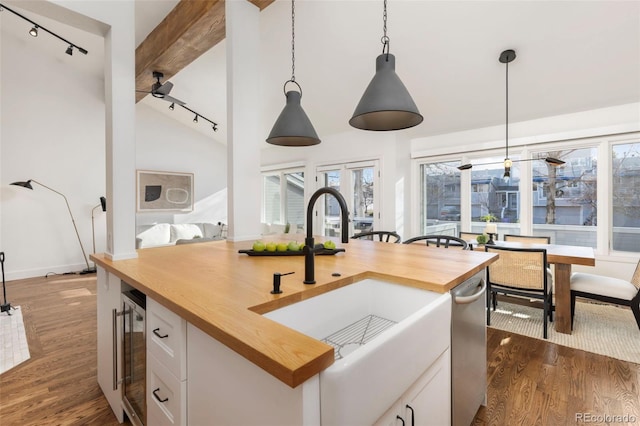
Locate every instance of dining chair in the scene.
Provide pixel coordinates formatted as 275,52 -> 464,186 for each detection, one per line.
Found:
504,234 -> 551,244
403,235 -> 469,250
504,234 -> 554,283
570,258 -> 640,330
485,245 -> 553,339
351,231 -> 401,243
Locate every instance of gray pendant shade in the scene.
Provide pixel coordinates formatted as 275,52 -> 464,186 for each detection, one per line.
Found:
266,90 -> 321,146
349,53 -> 423,131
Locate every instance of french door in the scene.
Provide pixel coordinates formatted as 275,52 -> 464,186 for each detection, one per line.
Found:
315,160 -> 380,237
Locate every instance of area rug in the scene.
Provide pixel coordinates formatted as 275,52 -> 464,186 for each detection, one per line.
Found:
489,301 -> 640,364
0,307 -> 30,375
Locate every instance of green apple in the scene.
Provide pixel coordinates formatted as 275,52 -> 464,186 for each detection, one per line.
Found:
277,242 -> 289,252
323,240 -> 336,250
266,242 -> 277,252
252,240 -> 266,252
287,241 -> 300,251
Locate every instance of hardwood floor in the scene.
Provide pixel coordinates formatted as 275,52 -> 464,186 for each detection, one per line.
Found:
1,274 -> 639,425
474,328 -> 640,425
0,274 -> 121,426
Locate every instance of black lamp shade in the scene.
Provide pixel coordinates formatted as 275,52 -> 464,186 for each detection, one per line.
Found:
267,91 -> 321,147
10,180 -> 33,189
100,196 -> 107,212
350,54 -> 423,131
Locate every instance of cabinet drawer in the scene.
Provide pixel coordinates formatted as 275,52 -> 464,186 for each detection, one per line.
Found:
147,352 -> 187,426
147,298 -> 187,380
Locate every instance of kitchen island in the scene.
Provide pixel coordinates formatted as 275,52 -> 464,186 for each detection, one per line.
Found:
92,237 -> 497,425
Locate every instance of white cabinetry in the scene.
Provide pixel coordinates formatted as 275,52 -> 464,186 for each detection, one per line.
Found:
96,268 -> 124,423
147,298 -> 187,425
187,323 -> 320,426
374,349 -> 451,426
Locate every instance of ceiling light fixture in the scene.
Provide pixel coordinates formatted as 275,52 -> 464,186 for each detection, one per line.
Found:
0,2 -> 88,56
457,49 -> 565,174
166,101 -> 218,132
266,0 -> 320,147
349,0 -> 422,131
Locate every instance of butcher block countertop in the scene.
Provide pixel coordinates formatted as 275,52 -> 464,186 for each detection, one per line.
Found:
91,236 -> 497,388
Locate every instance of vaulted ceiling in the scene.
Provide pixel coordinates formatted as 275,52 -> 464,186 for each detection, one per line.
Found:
135,0 -> 274,103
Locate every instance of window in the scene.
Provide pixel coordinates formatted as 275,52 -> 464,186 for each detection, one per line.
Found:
317,160 -> 380,237
420,161 -> 461,236
612,142 -> 640,252
470,156 -> 521,235
531,148 -> 597,247
262,169 -> 305,231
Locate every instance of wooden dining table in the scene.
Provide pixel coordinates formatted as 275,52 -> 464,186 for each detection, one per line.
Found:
470,240 -> 596,334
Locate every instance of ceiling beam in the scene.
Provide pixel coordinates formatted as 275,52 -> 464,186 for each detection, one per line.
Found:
135,0 -> 274,103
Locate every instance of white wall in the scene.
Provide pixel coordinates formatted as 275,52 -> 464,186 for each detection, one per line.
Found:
1,26 -> 106,279
0,5 -> 228,280
135,103 -> 228,228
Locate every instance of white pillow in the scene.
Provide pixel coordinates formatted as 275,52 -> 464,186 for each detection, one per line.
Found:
136,223 -> 171,248
170,224 -> 203,242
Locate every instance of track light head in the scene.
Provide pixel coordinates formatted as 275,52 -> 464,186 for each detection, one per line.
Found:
29,26 -> 38,37
66,45 -> 73,56
212,124 -> 217,131
545,157 -> 566,166
193,115 -> 198,123
457,164 -> 473,171
169,103 -> 175,110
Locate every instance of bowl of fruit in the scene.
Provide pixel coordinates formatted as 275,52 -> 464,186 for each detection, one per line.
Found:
238,240 -> 345,256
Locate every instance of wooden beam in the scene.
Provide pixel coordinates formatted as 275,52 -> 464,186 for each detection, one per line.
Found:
135,0 -> 274,103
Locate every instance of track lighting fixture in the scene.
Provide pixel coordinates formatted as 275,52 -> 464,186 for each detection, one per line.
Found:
457,49 -> 565,173
266,0 -> 321,146
0,2 -> 88,57
164,101 -> 218,132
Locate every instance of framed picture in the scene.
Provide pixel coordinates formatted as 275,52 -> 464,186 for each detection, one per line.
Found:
137,170 -> 194,212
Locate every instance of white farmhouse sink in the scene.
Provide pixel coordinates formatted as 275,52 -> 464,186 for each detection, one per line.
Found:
263,279 -> 452,425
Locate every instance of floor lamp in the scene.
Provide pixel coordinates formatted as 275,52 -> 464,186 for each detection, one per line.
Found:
11,179 -> 94,275
88,196 -> 107,273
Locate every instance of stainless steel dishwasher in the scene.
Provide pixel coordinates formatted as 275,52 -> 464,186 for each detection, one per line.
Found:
450,271 -> 487,426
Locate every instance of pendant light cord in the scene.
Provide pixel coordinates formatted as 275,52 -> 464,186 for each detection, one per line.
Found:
381,0 -> 390,56
283,0 -> 302,95
505,59 -> 509,160
291,0 -> 296,83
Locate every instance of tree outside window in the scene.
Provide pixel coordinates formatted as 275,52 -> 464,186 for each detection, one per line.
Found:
612,142 -> 640,252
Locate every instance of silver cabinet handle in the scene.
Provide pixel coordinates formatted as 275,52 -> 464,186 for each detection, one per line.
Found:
453,279 -> 487,305
112,307 -> 125,390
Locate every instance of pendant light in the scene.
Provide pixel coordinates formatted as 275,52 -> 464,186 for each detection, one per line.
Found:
501,49 -> 516,184
349,0 -> 423,131
457,49 -> 565,172
266,0 -> 320,147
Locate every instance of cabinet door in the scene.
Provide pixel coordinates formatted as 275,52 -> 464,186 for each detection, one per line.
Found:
401,349 -> 451,426
147,298 -> 187,380
96,268 -> 124,422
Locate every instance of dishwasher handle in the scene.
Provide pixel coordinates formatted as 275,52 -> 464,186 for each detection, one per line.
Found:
452,279 -> 486,305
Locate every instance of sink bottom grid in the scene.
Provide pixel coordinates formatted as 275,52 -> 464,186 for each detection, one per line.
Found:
321,314 -> 397,360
